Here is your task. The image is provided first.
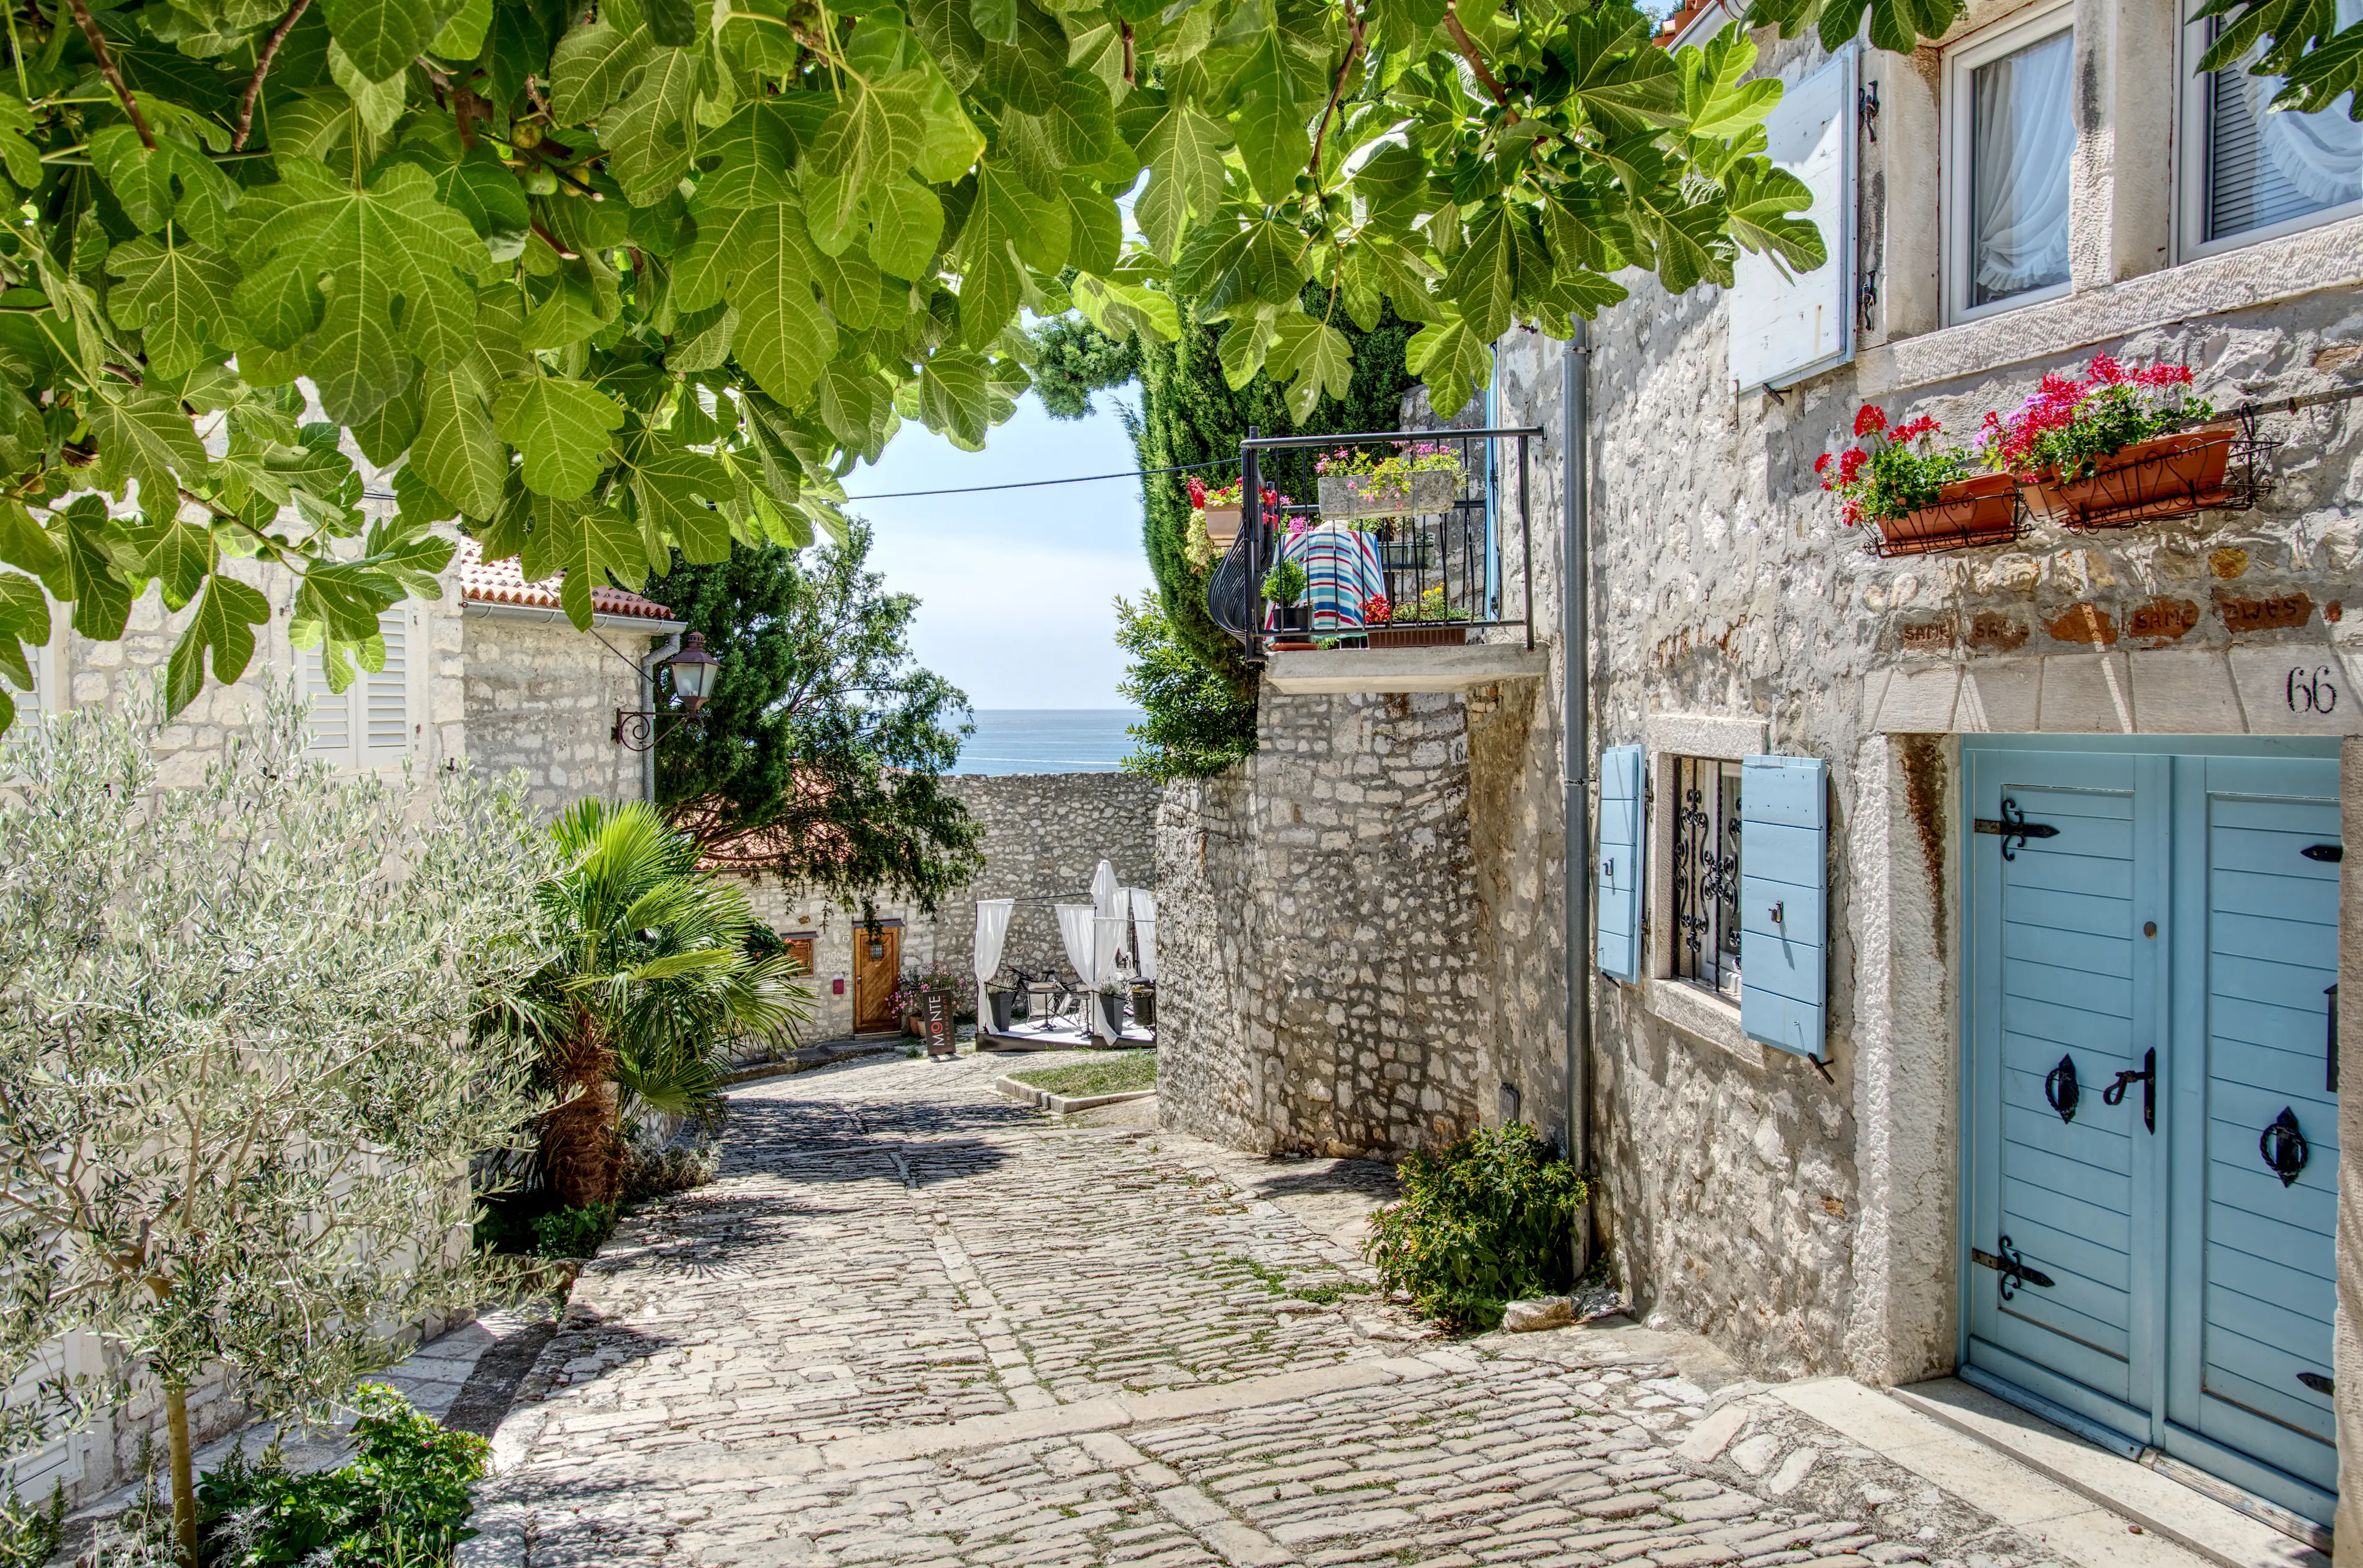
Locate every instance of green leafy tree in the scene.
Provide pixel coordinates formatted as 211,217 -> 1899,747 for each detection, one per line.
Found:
0,0 -> 2337,736
1028,313 -> 1140,420
652,523 -> 984,910
509,798 -> 812,1212
0,0 -> 1837,738
1126,286 -> 1419,687
0,685 -> 550,1561
1113,588 -> 1257,779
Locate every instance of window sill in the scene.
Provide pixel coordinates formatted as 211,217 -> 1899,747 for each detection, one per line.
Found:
1644,977 -> 1771,1068
1863,212 -> 2363,397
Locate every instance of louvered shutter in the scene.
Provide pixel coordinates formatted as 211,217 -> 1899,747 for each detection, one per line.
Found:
1740,754 -> 1829,1059
303,644 -> 351,764
361,610 -> 410,767
1597,743 -> 1644,981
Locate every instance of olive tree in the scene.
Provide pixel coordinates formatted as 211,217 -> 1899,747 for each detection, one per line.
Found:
0,686 -> 550,1559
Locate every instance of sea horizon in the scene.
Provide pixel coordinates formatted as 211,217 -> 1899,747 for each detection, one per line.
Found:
952,709 -> 1145,775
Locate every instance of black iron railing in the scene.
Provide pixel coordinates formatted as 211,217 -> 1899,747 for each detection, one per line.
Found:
1203,426 -> 1541,660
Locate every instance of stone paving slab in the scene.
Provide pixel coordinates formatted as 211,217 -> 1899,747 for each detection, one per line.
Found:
463,1050 -> 2215,1568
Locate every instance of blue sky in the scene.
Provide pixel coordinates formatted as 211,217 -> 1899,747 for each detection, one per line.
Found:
847,388 -> 1150,710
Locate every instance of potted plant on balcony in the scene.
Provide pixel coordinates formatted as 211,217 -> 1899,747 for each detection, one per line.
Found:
1315,443 -> 1465,522
1263,558 -> 1313,648
1186,478 -> 1292,568
1365,586 -> 1472,647
1817,406 -> 2017,555
1980,354 -> 2226,527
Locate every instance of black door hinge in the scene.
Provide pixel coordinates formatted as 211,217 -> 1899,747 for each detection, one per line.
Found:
1975,798 -> 2060,860
1859,81 -> 1880,142
2302,843 -> 2343,862
1971,1236 -> 2053,1301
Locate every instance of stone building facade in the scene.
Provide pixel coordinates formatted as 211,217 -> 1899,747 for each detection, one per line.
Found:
1158,0 -> 2363,1542
745,770 -> 1160,1042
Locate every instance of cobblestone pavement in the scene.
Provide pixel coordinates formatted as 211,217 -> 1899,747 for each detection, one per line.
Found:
466,1050 -> 2205,1568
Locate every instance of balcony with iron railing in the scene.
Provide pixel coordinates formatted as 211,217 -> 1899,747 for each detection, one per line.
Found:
1203,427 -> 1549,694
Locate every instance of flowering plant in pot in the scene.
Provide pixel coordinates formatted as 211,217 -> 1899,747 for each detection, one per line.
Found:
1817,406 -> 2015,554
1368,585 -> 1473,647
1314,442 -> 1465,522
1980,355 -> 2223,526
1185,478 -> 1291,569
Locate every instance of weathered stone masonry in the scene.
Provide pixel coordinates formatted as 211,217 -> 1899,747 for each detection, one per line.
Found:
745,770 -> 1161,1041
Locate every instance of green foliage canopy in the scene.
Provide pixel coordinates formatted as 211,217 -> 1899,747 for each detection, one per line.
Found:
1111,587 -> 1254,778
0,0 -> 2340,733
652,523 -> 983,911
0,0 -> 1832,734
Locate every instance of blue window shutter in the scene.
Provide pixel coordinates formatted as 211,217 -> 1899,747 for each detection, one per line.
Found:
1740,754 -> 1828,1059
1597,744 -> 1644,982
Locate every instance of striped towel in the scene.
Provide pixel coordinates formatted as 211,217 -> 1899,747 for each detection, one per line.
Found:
1268,524 -> 1386,632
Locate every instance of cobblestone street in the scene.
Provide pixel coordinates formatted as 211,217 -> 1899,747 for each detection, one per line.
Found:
463,1052 -> 2241,1568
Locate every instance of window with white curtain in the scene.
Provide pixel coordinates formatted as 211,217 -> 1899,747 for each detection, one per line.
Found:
1945,7 -> 2076,322
303,608 -> 415,770
2181,0 -> 2363,257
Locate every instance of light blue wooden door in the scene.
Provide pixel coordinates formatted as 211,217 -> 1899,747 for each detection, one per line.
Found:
2162,755 -> 2341,1521
1967,742 -> 2341,1526
1965,751 -> 2166,1433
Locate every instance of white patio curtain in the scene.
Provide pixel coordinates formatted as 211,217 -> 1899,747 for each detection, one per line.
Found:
1092,914 -> 1127,1040
1969,26 -> 2074,301
1091,858 -> 1121,915
1130,890 -> 1159,983
973,898 -> 1013,1032
1056,902 -> 1097,983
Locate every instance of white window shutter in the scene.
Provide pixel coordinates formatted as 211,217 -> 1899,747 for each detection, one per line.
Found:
1727,47 -> 1857,393
1597,743 -> 1645,982
361,610 -> 411,767
1740,754 -> 1828,1058
303,646 -> 351,763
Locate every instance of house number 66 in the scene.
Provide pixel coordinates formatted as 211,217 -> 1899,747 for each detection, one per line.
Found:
2289,666 -> 2341,714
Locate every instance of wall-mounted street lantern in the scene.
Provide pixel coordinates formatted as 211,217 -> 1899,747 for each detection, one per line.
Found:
613,632 -> 722,751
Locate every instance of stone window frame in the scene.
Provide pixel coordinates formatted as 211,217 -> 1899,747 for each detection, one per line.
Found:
1642,712 -> 1781,1066
1863,0 -> 2363,375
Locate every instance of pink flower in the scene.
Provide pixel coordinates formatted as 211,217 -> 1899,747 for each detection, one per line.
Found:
2089,352 -> 2125,385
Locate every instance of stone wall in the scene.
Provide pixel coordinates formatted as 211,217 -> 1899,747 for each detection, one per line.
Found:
745,770 -> 1161,1042
459,612 -> 657,814
1155,690 -> 1497,1158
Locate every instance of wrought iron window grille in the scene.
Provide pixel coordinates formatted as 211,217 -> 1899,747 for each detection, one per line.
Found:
1671,756 -> 1743,999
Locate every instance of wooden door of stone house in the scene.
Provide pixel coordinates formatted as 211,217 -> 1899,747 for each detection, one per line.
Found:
853,924 -> 901,1034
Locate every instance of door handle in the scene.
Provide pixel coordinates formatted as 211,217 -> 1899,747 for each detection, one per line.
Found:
2102,1047 -> 2156,1134
2261,1108 -> 2309,1188
2044,1055 -> 2079,1124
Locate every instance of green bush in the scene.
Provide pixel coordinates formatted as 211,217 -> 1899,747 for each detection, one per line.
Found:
198,1386 -> 487,1567
0,1486 -> 63,1568
531,1202 -> 618,1259
1364,1123 -> 1591,1334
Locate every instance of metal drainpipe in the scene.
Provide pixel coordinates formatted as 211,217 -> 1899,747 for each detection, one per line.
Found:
1562,326 -> 1592,1271
642,631 -> 681,804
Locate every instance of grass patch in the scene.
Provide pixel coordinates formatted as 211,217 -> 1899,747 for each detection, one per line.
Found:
1007,1050 -> 1156,1098
1290,1279 -> 1375,1304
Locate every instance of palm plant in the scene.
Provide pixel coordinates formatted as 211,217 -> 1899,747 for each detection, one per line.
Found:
508,800 -> 812,1209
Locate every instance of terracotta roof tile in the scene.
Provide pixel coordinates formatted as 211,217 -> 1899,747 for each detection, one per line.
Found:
454,537 -> 677,622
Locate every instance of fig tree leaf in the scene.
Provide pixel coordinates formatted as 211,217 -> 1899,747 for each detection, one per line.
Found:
492,375 -> 626,498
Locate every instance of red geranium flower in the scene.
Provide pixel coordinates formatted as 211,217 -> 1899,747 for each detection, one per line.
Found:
1853,405 -> 1889,437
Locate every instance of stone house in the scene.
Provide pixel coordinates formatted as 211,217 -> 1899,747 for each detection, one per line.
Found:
1160,0 -> 2362,1545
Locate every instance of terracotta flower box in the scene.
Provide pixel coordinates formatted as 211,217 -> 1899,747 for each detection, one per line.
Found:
2031,428 -> 2237,527
1365,623 -> 1472,648
1871,471 -> 2021,556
